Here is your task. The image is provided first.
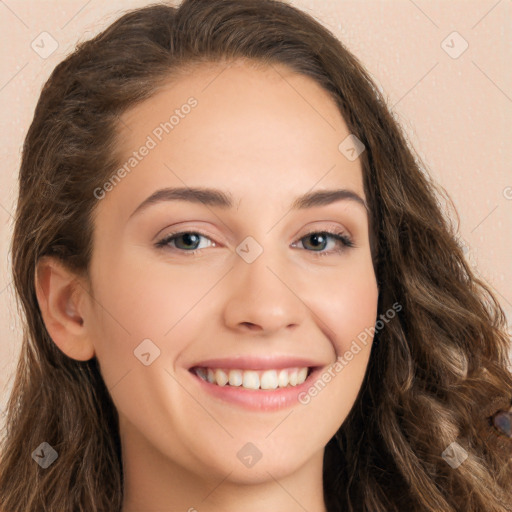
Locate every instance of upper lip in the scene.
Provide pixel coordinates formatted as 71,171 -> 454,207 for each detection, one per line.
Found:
188,355 -> 324,371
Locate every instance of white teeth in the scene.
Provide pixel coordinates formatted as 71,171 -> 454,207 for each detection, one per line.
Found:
297,367 -> 308,384
242,370 -> 260,390
214,369 -> 228,386
260,370 -> 278,390
228,369 -> 243,386
278,369 -> 288,387
195,366 -> 310,390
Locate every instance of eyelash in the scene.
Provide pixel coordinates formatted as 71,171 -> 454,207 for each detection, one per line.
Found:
154,228 -> 356,257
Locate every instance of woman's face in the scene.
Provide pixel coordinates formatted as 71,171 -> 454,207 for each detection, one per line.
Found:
85,60 -> 378,489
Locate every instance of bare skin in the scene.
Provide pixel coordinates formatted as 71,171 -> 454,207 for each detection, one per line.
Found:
35,59 -> 379,512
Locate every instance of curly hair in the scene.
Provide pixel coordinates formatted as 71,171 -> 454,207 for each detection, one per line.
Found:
1,1 -> 511,510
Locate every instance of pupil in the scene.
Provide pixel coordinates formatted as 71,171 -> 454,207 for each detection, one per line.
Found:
309,233 -> 325,249
182,233 -> 199,249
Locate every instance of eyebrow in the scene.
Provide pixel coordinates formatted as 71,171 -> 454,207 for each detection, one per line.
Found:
128,186 -> 368,220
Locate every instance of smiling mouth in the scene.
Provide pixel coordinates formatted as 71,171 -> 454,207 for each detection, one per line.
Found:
190,366 -> 313,390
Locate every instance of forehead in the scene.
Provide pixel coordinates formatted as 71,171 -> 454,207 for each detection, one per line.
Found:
105,59 -> 365,217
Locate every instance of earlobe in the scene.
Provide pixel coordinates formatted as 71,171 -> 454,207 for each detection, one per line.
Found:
34,256 -> 95,361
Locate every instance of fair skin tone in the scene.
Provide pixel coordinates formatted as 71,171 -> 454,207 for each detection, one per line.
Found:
35,60 -> 379,512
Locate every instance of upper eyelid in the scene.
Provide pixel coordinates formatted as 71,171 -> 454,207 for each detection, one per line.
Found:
158,225 -> 349,237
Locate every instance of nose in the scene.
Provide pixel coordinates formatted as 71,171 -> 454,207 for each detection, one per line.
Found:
221,245 -> 306,335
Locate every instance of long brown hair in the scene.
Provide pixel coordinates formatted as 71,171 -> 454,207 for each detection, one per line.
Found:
1,1 -> 511,510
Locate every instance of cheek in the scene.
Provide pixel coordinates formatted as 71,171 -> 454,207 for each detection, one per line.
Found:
294,253 -> 378,408
306,253 -> 379,355
296,272 -> 378,433
87,250 -> 221,383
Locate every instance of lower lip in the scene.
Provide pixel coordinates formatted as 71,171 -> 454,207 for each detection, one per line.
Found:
188,367 -> 323,412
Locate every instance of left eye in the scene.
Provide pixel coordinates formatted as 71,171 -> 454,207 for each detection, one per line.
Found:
296,230 -> 355,255
155,229 -> 355,256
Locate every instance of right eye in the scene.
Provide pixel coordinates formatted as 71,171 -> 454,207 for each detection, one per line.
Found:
155,231 -> 216,255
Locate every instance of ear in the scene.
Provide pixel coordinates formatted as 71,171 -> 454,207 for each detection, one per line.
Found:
34,255 -> 95,361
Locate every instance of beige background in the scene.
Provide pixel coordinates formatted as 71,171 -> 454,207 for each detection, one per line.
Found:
1,0 -> 511,426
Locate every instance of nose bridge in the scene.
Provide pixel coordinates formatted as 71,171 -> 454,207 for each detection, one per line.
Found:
222,234 -> 304,332
237,234 -> 278,291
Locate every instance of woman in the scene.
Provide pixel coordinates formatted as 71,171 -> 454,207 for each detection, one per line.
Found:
1,0 -> 511,510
